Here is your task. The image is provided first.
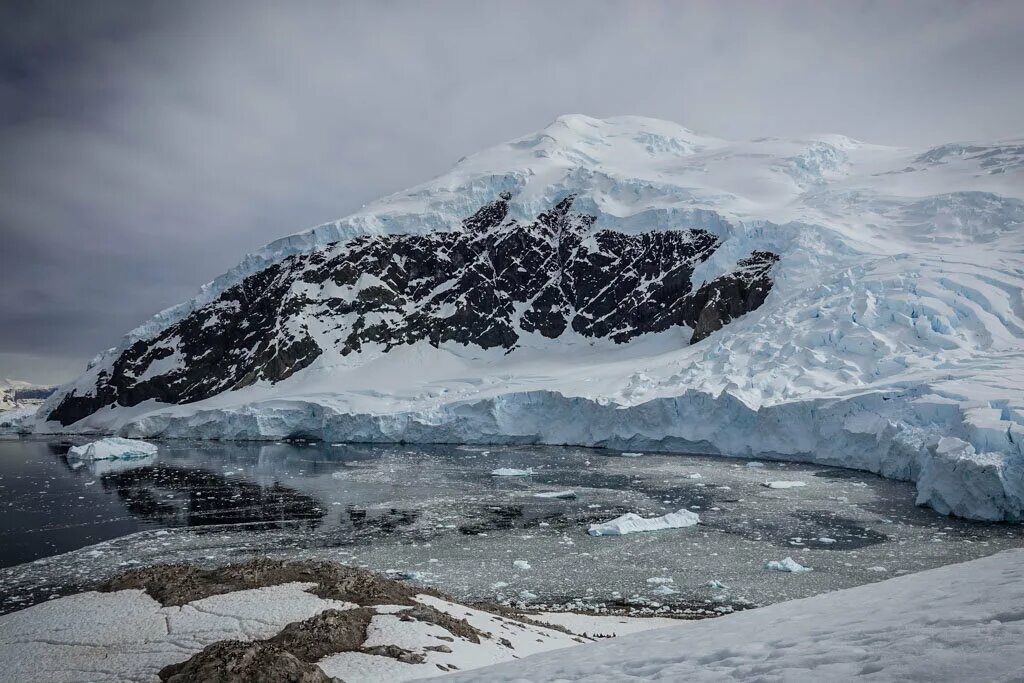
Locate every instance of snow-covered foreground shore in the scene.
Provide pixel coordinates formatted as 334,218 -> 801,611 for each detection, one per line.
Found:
443,549 -> 1024,682
0,559 -> 654,683
1,551 -> 1021,682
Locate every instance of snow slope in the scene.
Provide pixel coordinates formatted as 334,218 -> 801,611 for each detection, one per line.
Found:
440,548 -> 1024,682
33,115 -> 1024,520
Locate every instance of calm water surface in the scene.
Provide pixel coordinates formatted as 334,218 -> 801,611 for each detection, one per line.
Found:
2,437 -> 1022,615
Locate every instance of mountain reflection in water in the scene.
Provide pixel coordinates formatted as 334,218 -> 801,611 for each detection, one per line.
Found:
97,464 -> 325,529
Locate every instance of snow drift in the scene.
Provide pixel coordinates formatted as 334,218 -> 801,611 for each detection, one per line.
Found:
28,115 -> 1024,521
441,549 -> 1024,682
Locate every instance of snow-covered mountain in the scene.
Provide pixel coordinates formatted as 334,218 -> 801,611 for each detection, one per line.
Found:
33,115 -> 1024,521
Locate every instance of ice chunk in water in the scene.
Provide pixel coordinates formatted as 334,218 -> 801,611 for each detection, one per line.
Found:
491,468 -> 534,476
68,437 -> 158,461
766,557 -> 813,573
588,509 -> 700,536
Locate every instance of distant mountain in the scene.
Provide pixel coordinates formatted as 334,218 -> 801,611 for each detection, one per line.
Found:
0,378 -> 56,411
32,115 -> 1024,521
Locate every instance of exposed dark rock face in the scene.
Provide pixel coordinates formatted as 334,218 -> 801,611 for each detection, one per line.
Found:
101,558 -> 436,607
120,559 -> 495,682
266,607 -> 377,662
50,195 -> 778,425
687,250 -> 779,343
159,640 -> 336,683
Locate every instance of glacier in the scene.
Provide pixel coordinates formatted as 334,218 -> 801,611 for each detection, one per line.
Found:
26,114 -> 1024,521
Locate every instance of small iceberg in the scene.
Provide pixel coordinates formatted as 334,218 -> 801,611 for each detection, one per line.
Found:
766,557 -> 813,573
619,452 -> 643,458
68,437 -> 158,462
763,480 -> 807,489
533,490 -> 577,499
588,509 -> 699,536
491,467 -> 533,476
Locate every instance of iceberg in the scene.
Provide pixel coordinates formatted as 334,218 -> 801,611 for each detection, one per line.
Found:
67,437 -> 158,461
766,557 -> 813,573
533,490 -> 577,499
588,509 -> 700,536
491,467 -> 533,476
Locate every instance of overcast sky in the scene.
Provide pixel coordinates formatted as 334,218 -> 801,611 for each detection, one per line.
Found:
1,0 -> 1022,384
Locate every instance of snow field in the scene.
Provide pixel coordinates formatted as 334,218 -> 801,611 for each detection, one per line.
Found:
441,549 -> 1024,682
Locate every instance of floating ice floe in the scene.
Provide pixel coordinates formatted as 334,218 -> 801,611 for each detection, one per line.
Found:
533,490 -> 577,499
588,509 -> 700,536
766,557 -> 813,573
745,462 -> 766,468
646,577 -> 674,585
763,480 -> 807,489
513,560 -> 532,570
68,437 -> 158,461
651,584 -> 678,596
619,452 -> 644,458
707,580 -> 727,589
687,473 -> 702,479
492,468 -> 534,476
818,537 -> 837,544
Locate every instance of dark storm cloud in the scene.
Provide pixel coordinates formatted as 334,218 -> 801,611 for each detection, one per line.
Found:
1,0 -> 1022,383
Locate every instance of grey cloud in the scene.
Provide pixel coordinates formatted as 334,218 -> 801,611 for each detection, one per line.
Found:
1,0 -> 1022,383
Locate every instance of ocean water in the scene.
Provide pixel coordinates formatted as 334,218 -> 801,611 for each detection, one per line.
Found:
2,437 -> 1022,615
